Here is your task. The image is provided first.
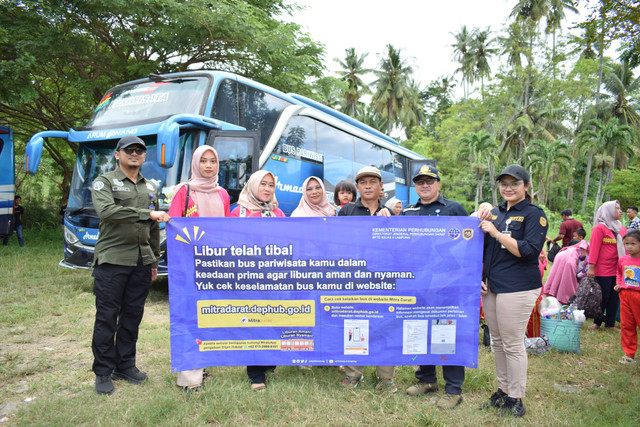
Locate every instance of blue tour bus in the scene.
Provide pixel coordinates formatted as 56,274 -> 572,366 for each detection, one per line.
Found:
25,71 -> 431,273
0,125 -> 15,239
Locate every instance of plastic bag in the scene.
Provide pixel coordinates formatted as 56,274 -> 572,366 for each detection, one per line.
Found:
572,309 -> 586,323
525,334 -> 551,355
540,296 -> 562,318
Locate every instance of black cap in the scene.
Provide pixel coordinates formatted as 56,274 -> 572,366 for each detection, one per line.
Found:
115,135 -> 146,151
497,165 -> 529,182
412,164 -> 440,182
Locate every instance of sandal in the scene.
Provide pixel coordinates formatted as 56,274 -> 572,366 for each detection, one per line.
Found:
251,383 -> 266,392
589,324 -> 600,330
342,376 -> 361,389
183,384 -> 203,393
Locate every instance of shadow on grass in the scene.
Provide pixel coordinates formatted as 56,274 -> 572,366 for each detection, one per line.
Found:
148,276 -> 169,302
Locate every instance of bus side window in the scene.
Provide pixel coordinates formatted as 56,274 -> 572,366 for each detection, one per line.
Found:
212,79 -> 292,151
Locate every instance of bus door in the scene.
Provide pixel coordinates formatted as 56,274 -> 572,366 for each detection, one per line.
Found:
407,159 -> 437,205
264,142 -> 323,215
205,130 -> 260,206
392,155 -> 409,206
0,126 -> 14,238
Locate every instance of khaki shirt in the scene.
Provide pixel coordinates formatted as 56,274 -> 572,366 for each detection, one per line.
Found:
91,168 -> 160,268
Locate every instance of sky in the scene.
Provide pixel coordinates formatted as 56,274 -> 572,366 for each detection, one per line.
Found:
288,0 -> 592,100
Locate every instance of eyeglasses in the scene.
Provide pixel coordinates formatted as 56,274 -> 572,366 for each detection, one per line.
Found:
498,181 -> 523,189
122,147 -> 146,155
415,178 -> 437,186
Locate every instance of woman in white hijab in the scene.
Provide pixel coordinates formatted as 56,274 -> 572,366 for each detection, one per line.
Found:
384,198 -> 403,216
230,170 -> 285,217
229,170 -> 284,391
291,176 -> 336,217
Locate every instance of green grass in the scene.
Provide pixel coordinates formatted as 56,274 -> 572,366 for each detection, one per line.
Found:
1,228 -> 639,426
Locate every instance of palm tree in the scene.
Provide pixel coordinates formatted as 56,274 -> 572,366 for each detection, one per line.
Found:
568,22 -> 598,60
525,138 -> 571,207
459,130 -> 499,208
545,0 -> 578,78
502,97 -> 568,164
398,79 -> 425,137
598,59 -> 640,132
450,26 -> 475,100
511,0 -> 551,24
372,44 -> 414,135
335,48 -> 371,117
470,27 -> 497,99
580,59 -> 640,213
509,0 -> 549,115
499,23 -> 528,70
579,117 -> 636,216
356,104 -> 387,134
580,8 -> 610,214
310,77 -> 346,109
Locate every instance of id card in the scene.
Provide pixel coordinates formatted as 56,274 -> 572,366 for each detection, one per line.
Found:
501,231 -> 511,249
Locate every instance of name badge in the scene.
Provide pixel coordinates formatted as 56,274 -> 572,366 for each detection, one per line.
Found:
501,219 -> 511,249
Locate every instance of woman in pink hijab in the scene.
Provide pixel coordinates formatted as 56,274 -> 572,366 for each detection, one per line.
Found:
291,176 -> 336,217
169,145 -> 230,219
543,240 -> 590,304
588,200 -> 627,330
169,145 -> 230,392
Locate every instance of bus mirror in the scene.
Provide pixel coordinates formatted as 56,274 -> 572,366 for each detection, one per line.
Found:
25,136 -> 44,174
158,121 -> 179,168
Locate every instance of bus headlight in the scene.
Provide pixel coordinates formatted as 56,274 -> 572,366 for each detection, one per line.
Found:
64,226 -> 80,246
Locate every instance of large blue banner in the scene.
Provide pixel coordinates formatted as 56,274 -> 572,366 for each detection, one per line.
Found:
167,216 -> 484,372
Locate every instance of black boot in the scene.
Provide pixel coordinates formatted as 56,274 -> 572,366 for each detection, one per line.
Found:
500,397 -> 525,417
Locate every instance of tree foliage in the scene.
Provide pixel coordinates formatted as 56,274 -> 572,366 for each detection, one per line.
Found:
0,0 -> 324,196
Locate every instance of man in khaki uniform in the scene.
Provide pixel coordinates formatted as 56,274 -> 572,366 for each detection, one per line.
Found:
90,135 -> 170,395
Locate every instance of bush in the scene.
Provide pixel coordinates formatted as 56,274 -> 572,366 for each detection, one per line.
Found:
21,200 -> 60,230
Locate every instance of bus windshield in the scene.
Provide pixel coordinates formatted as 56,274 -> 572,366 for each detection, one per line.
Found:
68,141 -> 190,211
82,76 -> 212,130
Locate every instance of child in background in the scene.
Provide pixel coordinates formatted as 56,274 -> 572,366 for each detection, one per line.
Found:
615,230 -> 640,364
567,228 -> 587,246
527,249 -> 548,338
333,180 -> 357,209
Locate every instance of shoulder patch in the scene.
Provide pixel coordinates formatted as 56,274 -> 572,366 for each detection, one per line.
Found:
540,217 -> 547,227
93,181 -> 104,191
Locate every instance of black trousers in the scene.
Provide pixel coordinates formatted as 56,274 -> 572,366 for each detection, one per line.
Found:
595,276 -> 619,327
92,257 -> 152,376
415,365 -> 465,395
247,366 -> 277,384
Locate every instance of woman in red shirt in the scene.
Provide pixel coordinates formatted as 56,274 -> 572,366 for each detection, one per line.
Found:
588,200 -> 627,331
168,145 -> 230,392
